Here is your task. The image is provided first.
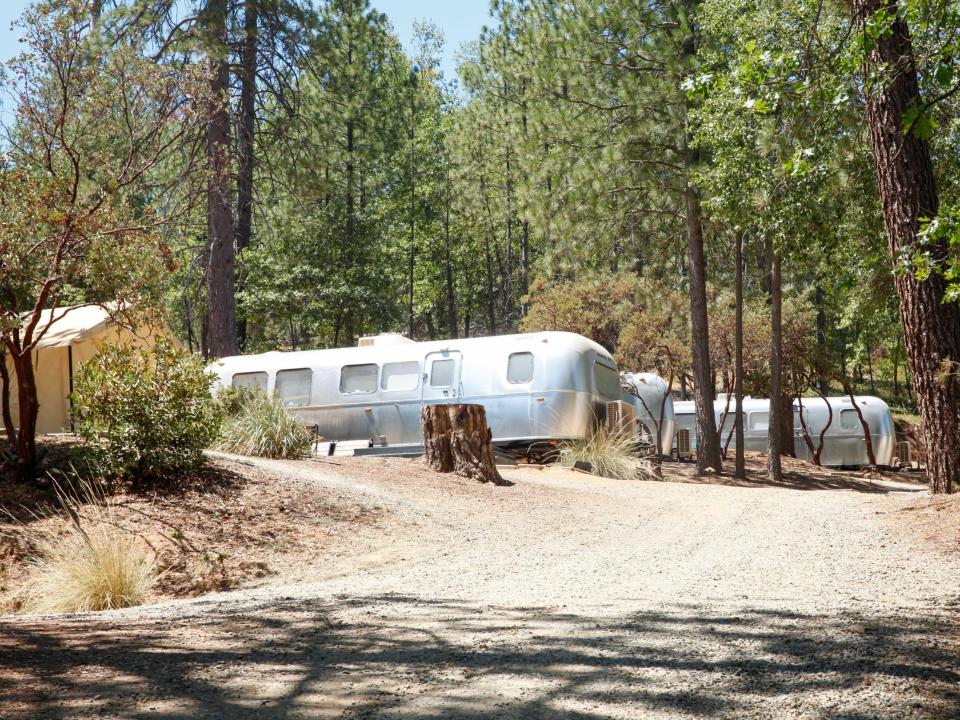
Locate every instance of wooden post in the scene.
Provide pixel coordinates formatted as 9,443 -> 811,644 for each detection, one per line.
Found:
420,403 -> 511,486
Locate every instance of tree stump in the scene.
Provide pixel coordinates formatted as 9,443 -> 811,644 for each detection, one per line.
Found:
420,403 -> 511,486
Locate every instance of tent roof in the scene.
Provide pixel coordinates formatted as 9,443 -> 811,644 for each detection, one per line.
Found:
30,304 -> 113,349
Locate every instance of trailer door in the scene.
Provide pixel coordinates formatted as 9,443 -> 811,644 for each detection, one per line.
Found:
421,350 -> 463,405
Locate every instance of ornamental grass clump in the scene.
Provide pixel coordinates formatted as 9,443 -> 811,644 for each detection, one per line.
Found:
217,389 -> 313,459
561,426 -> 647,481
16,480 -> 155,614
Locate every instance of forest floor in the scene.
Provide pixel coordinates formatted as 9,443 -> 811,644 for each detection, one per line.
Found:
1,450 -> 959,719
0,450 -> 390,612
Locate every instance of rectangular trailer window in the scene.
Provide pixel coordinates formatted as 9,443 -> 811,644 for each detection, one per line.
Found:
340,364 -> 378,394
594,362 -> 621,399
720,411 -> 744,434
276,368 -> 312,407
507,352 -> 534,383
839,408 -> 860,430
231,371 -> 267,392
748,411 -> 769,431
381,361 -> 420,391
794,408 -> 804,428
430,358 -> 455,387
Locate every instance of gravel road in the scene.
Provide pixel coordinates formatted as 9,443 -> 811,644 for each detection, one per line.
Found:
2,456 -> 958,719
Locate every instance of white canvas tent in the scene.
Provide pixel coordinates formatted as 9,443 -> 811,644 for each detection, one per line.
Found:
3,304 -> 178,435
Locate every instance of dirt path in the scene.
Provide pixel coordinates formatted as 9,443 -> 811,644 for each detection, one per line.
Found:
2,456 -> 958,719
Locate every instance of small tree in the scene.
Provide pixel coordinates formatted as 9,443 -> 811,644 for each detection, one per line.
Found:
0,1 -> 204,480
71,339 -> 221,482
521,275 -> 638,352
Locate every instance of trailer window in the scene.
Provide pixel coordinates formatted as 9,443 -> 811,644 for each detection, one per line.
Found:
594,362 -> 621,399
381,361 -> 419,391
507,352 -> 534,383
720,412 -> 744,434
794,407 -> 807,429
840,409 -> 860,430
339,364 -> 378,394
430,359 -> 455,387
231,372 -> 267,392
276,368 -> 312,407
748,411 -> 769,431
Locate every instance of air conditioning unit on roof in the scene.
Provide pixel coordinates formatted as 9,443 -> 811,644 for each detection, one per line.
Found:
358,333 -> 415,347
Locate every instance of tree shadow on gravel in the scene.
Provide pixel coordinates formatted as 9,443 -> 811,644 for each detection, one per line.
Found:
0,595 -> 957,719
664,457 -> 926,494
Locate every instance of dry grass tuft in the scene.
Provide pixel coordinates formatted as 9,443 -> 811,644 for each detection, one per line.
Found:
560,426 -> 650,480
10,479 -> 155,614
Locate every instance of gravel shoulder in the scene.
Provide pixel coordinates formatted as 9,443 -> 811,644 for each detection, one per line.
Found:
1,455 -> 958,719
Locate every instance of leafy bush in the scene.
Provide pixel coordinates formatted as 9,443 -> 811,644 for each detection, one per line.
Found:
217,389 -> 313,459
71,338 -> 222,482
18,480 -> 156,613
560,426 -> 647,480
214,383 -> 262,417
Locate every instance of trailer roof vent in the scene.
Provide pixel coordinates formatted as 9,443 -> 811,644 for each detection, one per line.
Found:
357,333 -> 415,347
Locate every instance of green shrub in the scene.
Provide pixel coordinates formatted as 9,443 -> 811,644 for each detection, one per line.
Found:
71,339 -> 222,481
217,389 -> 313,459
560,426 -> 646,480
214,383 -> 261,417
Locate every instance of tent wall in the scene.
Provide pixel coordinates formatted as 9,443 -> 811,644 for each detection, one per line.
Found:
4,347 -> 70,435
3,322 -> 176,436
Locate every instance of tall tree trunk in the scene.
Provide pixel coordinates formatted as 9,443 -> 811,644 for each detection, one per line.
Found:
407,82 -> 416,339
504,149 -> 514,316
681,29 -> 721,473
734,230 -> 746,478
768,252 -> 784,482
205,0 -> 237,359
0,348 -> 16,448
443,184 -> 458,338
235,0 -> 257,350
10,351 -> 38,479
520,219 -> 530,315
853,0 -> 960,493
684,180 -> 721,473
346,118 -> 355,243
236,0 -> 257,255
893,343 -> 900,397
484,237 -> 496,334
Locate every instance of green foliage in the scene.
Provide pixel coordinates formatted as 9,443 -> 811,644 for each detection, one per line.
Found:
217,389 -> 314,459
914,206 -> 960,302
27,0 -> 956,431
214,384 -> 262,418
0,1 -> 205,339
520,275 -> 638,351
71,339 -> 221,482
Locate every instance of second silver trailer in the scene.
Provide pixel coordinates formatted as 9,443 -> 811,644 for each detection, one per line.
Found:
673,395 -> 896,467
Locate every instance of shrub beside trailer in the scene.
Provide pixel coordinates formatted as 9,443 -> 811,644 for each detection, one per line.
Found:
672,395 -> 896,467
211,331 -> 670,453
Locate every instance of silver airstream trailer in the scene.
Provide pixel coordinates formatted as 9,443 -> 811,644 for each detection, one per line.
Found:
621,372 -> 676,455
212,331 -> 627,451
672,395 -> 896,467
